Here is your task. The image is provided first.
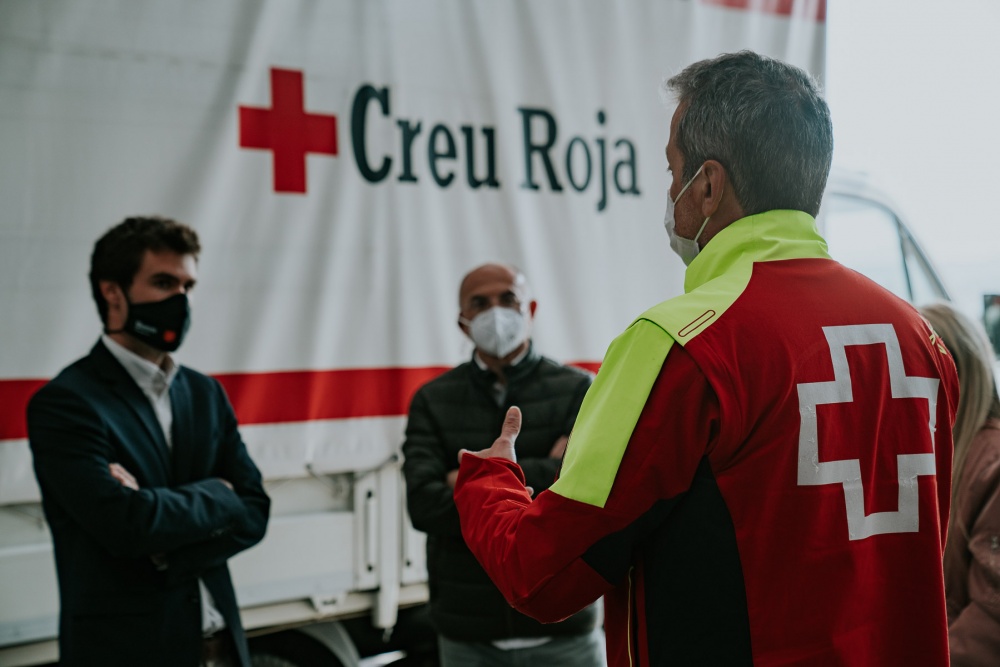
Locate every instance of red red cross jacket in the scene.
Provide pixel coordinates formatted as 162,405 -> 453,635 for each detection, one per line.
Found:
455,211 -> 958,666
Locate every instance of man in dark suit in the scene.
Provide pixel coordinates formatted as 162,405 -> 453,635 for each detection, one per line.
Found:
27,216 -> 270,667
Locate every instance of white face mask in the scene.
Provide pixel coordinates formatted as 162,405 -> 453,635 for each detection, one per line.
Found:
664,164 -> 711,266
461,306 -> 528,358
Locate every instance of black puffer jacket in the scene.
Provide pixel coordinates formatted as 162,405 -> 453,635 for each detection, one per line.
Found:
402,345 -> 598,642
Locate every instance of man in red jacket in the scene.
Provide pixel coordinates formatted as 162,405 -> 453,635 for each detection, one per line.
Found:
454,51 -> 959,666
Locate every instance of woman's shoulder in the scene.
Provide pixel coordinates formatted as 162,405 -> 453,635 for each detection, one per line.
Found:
964,419 -> 1000,491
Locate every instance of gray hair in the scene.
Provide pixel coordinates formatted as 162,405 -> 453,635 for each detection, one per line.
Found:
919,301 -> 1000,566
666,51 -> 833,217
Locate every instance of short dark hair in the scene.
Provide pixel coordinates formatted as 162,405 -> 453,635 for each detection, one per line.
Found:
89,216 -> 201,324
666,51 -> 833,216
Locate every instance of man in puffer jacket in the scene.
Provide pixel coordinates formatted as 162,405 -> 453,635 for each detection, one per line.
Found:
402,263 -> 604,667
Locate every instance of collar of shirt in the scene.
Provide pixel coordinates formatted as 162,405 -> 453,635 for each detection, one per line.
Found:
682,209 -> 829,294
101,333 -> 179,397
473,345 -> 534,406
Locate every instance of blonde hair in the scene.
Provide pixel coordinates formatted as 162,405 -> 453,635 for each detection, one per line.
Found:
919,302 -> 1000,566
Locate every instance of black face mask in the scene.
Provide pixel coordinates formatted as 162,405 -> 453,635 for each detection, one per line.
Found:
109,292 -> 191,352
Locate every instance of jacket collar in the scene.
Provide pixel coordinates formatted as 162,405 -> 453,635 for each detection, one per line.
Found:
470,341 -> 541,387
89,339 -> 173,475
683,210 -> 830,293
90,338 -> 144,386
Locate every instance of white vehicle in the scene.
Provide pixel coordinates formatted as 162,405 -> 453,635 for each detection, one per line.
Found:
0,2 -> 947,665
823,168 -> 950,306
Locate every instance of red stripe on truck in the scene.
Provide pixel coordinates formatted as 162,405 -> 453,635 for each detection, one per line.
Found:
0,379 -> 47,442
701,0 -> 826,22
0,361 -> 601,441
214,366 -> 452,425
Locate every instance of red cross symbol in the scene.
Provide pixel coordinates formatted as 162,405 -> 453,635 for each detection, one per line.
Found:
797,323 -> 939,540
239,68 -> 338,194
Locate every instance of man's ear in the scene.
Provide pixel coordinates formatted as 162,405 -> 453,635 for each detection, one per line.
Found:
99,280 -> 124,310
699,159 -> 728,218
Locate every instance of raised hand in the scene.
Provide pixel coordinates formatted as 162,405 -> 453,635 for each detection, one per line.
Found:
459,406 -> 522,463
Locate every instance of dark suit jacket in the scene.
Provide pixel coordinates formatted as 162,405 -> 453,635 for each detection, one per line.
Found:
27,341 -> 270,667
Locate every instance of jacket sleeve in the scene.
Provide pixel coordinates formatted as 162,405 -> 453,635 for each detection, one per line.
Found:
166,379 -> 270,576
28,382 -> 253,559
454,321 -> 718,622
402,388 -> 462,536
948,434 -> 1000,665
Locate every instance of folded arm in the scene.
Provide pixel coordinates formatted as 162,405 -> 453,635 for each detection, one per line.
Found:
402,390 -> 462,536
29,381 -> 267,563
163,379 -> 270,574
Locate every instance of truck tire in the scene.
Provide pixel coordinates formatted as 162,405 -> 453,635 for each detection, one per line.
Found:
250,631 -> 348,667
